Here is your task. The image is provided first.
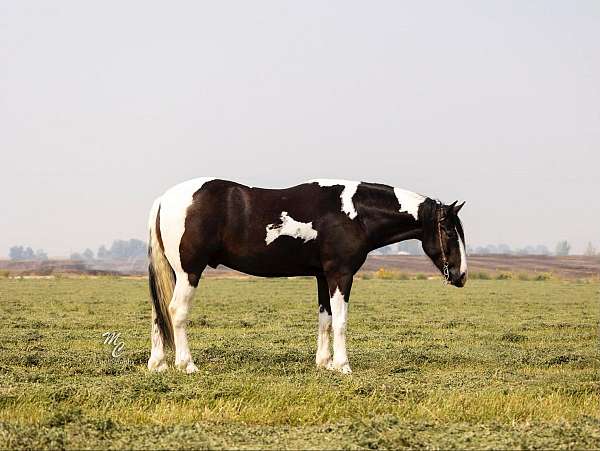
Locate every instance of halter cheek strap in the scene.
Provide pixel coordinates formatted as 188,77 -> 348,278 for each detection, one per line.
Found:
437,207 -> 450,284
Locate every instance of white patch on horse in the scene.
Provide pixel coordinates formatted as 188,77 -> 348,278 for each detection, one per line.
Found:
309,179 -> 360,219
457,227 -> 468,275
265,212 -> 318,245
328,287 -> 351,374
159,177 -> 216,272
393,187 -> 425,220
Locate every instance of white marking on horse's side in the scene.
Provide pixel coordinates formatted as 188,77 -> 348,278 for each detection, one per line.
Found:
393,188 -> 425,220
328,287 -> 351,374
309,179 -> 360,219
159,177 -> 216,272
457,227 -> 468,275
265,211 -> 318,245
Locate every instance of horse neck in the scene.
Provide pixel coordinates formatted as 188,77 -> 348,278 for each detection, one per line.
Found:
355,184 -> 427,252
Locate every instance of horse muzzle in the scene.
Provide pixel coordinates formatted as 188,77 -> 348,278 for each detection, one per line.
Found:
451,272 -> 467,287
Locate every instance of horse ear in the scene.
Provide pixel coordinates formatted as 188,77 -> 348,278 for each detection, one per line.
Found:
444,201 -> 457,215
453,201 -> 465,215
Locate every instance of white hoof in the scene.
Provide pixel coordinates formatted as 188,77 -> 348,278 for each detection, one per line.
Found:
326,360 -> 352,374
148,358 -> 168,372
339,363 -> 352,374
316,355 -> 332,368
175,358 -> 198,374
185,362 -> 199,374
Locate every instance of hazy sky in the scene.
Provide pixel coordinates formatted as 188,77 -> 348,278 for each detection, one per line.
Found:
1,1 -> 599,257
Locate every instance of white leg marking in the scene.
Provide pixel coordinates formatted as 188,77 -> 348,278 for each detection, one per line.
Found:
169,277 -> 199,374
328,288 -> 352,374
316,308 -> 332,367
147,307 -> 168,372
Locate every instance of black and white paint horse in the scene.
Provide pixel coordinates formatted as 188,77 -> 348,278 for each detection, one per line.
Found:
147,178 -> 467,374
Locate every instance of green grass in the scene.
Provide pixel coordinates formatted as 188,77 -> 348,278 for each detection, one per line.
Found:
0,277 -> 599,449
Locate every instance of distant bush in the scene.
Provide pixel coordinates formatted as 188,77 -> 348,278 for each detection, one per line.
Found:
533,272 -> 553,281
0,270 -> 9,278
517,273 -> 531,281
359,272 -> 373,280
496,272 -> 514,280
470,271 -> 492,280
375,268 -> 409,280
415,273 -> 428,280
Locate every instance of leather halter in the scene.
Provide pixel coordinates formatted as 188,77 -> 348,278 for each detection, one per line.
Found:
437,205 -> 450,284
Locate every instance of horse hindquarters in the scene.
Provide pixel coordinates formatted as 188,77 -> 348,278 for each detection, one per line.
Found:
147,181 -> 214,373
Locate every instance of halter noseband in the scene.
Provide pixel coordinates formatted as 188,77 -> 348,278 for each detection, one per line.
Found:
437,205 -> 450,284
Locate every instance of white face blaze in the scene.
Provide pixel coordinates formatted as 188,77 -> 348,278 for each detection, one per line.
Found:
457,227 -> 468,275
308,179 -> 360,219
393,187 -> 426,221
265,211 -> 318,245
158,177 -> 216,273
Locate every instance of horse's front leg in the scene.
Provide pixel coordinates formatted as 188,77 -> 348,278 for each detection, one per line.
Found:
315,275 -> 332,368
325,272 -> 353,374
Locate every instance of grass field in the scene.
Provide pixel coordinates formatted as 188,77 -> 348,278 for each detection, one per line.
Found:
0,276 -> 598,449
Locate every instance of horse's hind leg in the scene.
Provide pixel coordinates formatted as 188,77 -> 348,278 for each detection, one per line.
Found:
169,273 -> 200,373
148,305 -> 168,372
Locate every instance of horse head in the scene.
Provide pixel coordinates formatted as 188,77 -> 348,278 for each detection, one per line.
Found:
422,200 -> 468,287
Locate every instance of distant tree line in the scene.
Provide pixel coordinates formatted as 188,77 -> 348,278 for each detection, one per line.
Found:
468,243 -> 551,256
8,246 -> 48,261
6,239 -> 147,261
8,239 -> 599,260
374,240 -> 598,257
71,239 -> 147,261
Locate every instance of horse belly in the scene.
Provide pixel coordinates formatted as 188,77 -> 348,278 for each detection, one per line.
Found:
219,238 -> 321,277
